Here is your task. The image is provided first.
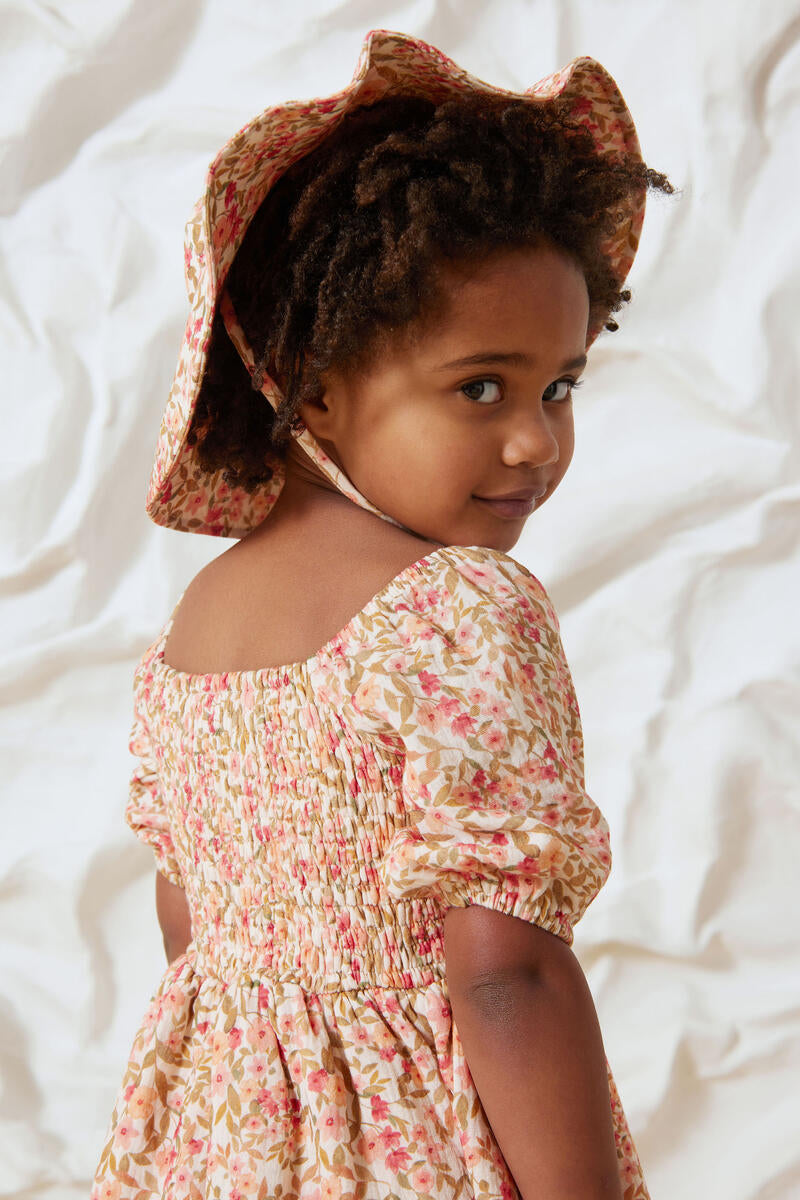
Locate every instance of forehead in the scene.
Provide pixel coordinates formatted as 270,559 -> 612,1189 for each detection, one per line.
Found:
403,243 -> 590,360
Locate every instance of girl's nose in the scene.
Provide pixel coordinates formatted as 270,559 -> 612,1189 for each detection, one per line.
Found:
506,409 -> 562,469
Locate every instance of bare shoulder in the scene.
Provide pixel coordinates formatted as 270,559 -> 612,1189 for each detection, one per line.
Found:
162,506 -> 442,675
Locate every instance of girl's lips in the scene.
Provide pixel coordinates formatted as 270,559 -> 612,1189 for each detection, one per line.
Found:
474,495 -> 540,519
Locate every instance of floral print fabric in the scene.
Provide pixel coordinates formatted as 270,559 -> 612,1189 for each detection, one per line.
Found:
92,544 -> 649,1199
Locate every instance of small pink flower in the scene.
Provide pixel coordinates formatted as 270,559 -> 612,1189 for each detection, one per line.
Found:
127,1086 -> 157,1120
113,1119 -> 137,1150
485,727 -> 507,753
411,1164 -> 435,1192
210,1062 -> 232,1096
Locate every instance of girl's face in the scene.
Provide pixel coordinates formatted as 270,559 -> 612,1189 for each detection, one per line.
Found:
297,241 -> 590,550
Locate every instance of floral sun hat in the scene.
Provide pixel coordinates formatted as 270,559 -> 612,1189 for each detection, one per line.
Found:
147,28 -> 645,539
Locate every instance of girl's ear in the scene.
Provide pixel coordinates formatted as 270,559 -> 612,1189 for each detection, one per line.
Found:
297,365 -> 346,443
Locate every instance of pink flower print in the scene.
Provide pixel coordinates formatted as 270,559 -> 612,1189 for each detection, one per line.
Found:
275,1010 -> 295,1038
451,708 -> 478,738
570,95 -> 595,116
93,1183 -> 122,1200
318,96 -> 345,114
165,1027 -> 184,1053
228,1151 -> 251,1180
188,316 -> 203,350
127,1086 -> 157,1121
411,1164 -> 435,1193
184,488 -> 207,517
385,652 -> 408,672
352,674 -> 382,715
369,1093 -> 391,1122
462,1138 -> 483,1169
594,840 -> 614,868
212,208 -> 243,255
170,1165 -> 193,1190
354,1127 -> 382,1164
209,1061 -> 232,1097
540,805 -> 562,827
227,1026 -> 242,1050
536,840 -> 568,877
621,1157 -> 639,1187
113,1118 -> 137,1150
518,853 -> 542,880
410,1121 -> 429,1145
453,619 -> 478,649
210,1029 -> 229,1061
162,983 -> 187,1014
385,1144 -> 412,1173
245,1016 -> 276,1053
240,1076 -> 261,1104
318,1102 -> 347,1143
226,496 -> 243,524
307,1067 -> 329,1094
416,668 -> 441,697
446,780 -> 472,808
484,726 -> 507,753
411,701 -> 443,737
399,613 -> 435,647
457,560 -> 500,589
228,750 -> 242,784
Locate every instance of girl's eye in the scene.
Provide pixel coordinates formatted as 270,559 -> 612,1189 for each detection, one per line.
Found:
460,377 -> 583,406
460,378 -> 503,405
543,378 -> 582,403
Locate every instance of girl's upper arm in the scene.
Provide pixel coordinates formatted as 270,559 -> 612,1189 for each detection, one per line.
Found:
155,869 -> 192,954
443,903 -> 578,1001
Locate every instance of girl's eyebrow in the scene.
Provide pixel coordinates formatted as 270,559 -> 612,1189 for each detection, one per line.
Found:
432,350 -> 588,372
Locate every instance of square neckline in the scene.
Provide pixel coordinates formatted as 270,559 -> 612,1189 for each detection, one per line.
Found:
152,543 -> 530,688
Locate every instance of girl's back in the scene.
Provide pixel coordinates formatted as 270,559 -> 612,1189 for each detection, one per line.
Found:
162,487 -> 440,678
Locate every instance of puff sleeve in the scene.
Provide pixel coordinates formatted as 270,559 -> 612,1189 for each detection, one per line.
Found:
124,659 -> 183,889
340,547 -> 612,946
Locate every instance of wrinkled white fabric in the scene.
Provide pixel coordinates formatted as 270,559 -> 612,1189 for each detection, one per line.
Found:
1,2 -> 798,1197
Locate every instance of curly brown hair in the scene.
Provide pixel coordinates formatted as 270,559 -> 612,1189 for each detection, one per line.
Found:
186,92 -> 673,490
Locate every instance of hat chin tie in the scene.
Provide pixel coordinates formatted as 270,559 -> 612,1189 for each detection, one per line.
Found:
217,289 -> 410,531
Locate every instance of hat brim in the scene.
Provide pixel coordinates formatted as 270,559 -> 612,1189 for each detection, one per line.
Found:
147,28 -> 645,538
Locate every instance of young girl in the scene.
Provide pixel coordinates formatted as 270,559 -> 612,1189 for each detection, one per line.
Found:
92,28 -> 672,1200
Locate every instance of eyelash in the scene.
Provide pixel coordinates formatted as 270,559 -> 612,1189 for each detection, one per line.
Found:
460,376 -> 584,406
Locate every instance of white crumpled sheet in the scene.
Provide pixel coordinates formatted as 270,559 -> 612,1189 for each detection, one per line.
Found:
2,2 -> 798,1196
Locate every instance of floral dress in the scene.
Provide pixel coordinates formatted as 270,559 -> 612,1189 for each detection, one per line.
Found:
91,543 -> 649,1200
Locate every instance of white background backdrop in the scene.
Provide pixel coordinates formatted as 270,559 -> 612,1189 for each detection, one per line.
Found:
2,1 -> 799,1196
